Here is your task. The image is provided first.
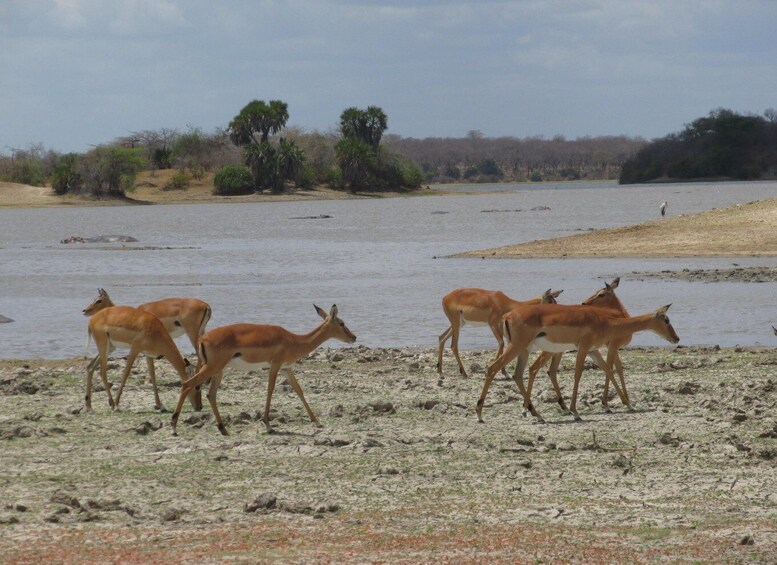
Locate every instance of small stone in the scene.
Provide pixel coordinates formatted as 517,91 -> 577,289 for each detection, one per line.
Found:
244,493 -> 277,513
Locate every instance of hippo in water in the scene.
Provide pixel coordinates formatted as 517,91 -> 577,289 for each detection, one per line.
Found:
0,314 -> 13,323
61,235 -> 138,244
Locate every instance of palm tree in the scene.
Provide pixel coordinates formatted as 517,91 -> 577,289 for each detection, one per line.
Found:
335,138 -> 375,192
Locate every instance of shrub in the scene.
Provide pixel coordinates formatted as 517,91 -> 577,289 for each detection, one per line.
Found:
50,154 -> 82,195
163,170 -> 191,191
213,165 -> 254,195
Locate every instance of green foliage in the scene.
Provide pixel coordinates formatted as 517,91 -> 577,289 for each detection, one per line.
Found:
620,108 -> 777,184
50,153 -> 82,195
171,128 -> 207,170
213,165 -> 254,195
163,170 -> 191,191
0,148 -> 46,186
335,137 -> 375,191
152,147 -> 172,169
189,163 -> 205,180
560,167 -> 581,180
477,158 -> 503,177
78,146 -> 146,197
229,99 -> 289,145
339,106 -> 387,149
529,172 -> 543,182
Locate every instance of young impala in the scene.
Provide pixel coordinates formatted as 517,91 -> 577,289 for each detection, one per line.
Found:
171,304 -> 356,436
86,306 -> 196,412
528,278 -> 632,412
83,288 -> 210,409
437,287 -> 563,377
476,302 -> 679,423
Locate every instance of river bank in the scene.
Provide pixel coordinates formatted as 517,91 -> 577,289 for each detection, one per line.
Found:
1,346 -> 776,562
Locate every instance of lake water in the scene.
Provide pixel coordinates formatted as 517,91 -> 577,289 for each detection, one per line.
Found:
1,180 -> 776,359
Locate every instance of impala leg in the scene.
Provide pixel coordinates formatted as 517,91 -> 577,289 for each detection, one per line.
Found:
489,320 -> 508,377
606,349 -> 629,409
171,365 -> 211,436
145,356 -> 163,410
477,345 -> 518,423
546,353 -> 568,412
613,353 -> 631,407
286,368 -> 322,428
436,326 -> 452,374
519,351 -> 544,422
84,355 -> 98,412
569,348 -> 590,421
97,349 -> 115,410
262,364 -> 281,433
114,347 -> 141,411
450,323 -> 468,378
205,372 -> 228,436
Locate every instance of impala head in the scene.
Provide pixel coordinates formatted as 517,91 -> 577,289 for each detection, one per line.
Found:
652,304 -> 680,344
582,277 -> 620,306
82,288 -> 114,317
541,288 -> 563,304
314,304 -> 357,343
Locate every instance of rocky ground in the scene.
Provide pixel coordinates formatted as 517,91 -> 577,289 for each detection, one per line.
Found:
625,266 -> 777,284
1,346 -> 776,563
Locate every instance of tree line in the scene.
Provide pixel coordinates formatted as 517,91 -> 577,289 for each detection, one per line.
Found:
1,99 -> 655,197
619,108 -> 777,184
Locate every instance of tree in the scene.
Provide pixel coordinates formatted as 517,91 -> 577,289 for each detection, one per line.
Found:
339,106 -> 388,150
335,137 -> 375,192
229,100 -> 289,145
227,99 -> 300,193
50,153 -> 82,195
77,146 -> 145,197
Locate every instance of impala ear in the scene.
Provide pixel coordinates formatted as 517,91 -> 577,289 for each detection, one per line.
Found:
772,325 -> 777,336
330,304 -> 338,319
314,304 -> 328,319
654,304 -> 672,316
551,289 -> 563,298
610,277 -> 620,289
604,282 -> 612,291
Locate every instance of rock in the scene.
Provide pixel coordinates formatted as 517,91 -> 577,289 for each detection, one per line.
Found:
244,493 -> 277,513
162,508 -> 185,522
368,401 -> 395,414
50,492 -> 81,509
677,382 -> 701,395
134,421 -> 163,435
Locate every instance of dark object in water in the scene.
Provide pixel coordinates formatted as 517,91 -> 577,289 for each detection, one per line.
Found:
0,314 -> 14,323
61,235 -> 139,244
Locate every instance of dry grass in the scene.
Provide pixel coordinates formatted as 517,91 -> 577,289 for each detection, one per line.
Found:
1,346 -> 776,562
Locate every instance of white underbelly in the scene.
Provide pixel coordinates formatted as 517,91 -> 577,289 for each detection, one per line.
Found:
462,319 -> 488,327
531,337 -> 576,354
227,358 -> 292,371
107,338 -> 133,350
167,326 -> 185,339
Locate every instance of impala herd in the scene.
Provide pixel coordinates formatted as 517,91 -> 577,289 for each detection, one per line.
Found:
81,279 -> 680,436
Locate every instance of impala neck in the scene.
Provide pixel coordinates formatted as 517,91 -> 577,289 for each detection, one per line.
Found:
294,320 -> 335,356
607,312 -> 656,338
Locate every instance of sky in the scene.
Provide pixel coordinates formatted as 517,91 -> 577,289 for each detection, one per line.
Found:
2,0 -> 776,153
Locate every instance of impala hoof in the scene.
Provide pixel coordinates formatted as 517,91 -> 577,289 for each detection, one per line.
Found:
573,414 -> 583,422
604,406 -> 612,414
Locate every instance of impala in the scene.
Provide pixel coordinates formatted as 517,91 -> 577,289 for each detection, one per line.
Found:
85,306 -> 196,412
171,304 -> 356,436
83,288 -> 210,409
528,278 -> 632,412
476,303 -> 679,423
437,287 -> 563,378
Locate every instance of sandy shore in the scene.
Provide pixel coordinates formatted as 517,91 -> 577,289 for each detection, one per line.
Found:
457,198 -> 777,258
1,346 -> 776,562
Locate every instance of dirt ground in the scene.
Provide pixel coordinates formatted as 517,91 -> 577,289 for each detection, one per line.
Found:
1,345 -> 776,563
0,171 -> 428,209
458,198 -> 777,258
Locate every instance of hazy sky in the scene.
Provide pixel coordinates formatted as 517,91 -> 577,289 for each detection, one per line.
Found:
2,0 -> 776,153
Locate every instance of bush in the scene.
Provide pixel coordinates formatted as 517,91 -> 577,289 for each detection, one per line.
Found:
163,170 -> 191,191
50,154 -> 82,195
213,165 -> 254,195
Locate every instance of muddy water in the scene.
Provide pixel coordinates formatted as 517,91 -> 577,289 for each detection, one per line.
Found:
1,180 -> 776,359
